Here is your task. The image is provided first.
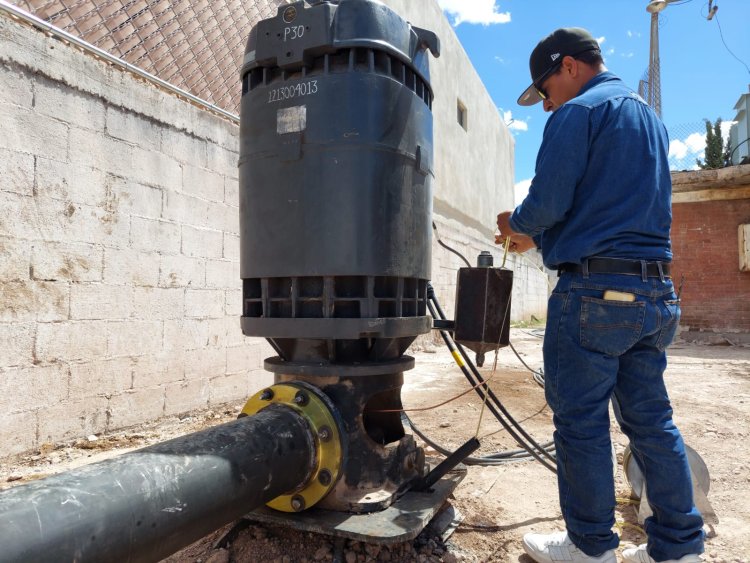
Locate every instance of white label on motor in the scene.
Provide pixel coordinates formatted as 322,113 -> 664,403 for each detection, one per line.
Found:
277,105 -> 307,134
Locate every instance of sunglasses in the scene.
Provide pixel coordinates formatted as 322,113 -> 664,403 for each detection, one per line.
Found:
533,62 -> 561,101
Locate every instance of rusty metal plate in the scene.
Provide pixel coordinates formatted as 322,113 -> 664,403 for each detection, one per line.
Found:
243,466 -> 467,545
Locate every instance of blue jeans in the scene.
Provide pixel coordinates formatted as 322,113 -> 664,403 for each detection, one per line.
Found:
544,272 -> 704,559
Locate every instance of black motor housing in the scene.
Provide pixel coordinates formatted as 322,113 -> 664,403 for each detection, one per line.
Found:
239,0 -> 440,362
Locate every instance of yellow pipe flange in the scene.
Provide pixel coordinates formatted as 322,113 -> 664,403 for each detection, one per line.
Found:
241,382 -> 343,513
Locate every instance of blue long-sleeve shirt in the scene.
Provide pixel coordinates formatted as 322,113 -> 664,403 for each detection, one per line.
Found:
509,71 -> 673,269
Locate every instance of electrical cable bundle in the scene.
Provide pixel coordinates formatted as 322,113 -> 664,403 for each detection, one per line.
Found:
423,283 -> 556,472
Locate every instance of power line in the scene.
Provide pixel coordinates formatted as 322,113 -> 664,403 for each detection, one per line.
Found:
712,13 -> 750,74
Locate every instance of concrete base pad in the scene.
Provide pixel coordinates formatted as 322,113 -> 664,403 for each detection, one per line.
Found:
244,466 -> 466,545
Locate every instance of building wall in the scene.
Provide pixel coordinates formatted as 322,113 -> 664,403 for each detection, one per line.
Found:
0,1 -> 546,456
0,14 -> 276,456
671,166 -> 750,342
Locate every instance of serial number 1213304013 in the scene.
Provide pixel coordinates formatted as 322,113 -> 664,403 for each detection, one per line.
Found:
268,80 -> 319,103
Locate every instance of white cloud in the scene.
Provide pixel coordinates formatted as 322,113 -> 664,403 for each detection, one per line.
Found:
597,36 -> 606,45
437,0 -> 511,26
606,48 -> 615,56
501,109 -> 528,133
685,132 -> 707,153
620,52 -> 634,58
668,131 -> 707,170
514,178 -> 532,206
627,30 -> 642,39
494,56 -> 506,64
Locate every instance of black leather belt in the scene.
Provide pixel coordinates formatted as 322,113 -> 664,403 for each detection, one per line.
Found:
558,258 -> 671,278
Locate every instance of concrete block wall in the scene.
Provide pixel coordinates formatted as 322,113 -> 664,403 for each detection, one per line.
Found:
0,15 -> 273,456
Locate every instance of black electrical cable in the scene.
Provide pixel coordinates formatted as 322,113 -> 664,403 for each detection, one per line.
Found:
509,341 -> 545,388
425,290 -> 556,472
432,221 -> 472,268
403,413 -> 554,466
728,138 -> 750,164
427,288 -> 556,467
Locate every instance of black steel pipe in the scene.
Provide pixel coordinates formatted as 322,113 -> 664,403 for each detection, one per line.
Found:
0,405 -> 316,563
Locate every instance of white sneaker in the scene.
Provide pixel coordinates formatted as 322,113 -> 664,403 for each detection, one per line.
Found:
621,544 -> 702,563
522,531 -> 616,563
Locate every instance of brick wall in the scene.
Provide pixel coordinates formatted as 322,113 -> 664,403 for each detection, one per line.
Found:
671,167 -> 750,341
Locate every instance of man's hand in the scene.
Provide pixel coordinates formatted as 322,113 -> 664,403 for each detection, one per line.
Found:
496,211 -> 536,253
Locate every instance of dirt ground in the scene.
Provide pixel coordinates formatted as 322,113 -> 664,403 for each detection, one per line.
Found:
1,328 -> 749,562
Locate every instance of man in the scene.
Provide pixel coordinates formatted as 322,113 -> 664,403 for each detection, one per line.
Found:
496,28 -> 704,563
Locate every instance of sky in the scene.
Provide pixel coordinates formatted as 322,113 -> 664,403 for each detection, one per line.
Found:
435,0 -> 750,204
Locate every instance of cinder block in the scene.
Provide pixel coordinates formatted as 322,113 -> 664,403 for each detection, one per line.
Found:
70,283 -> 133,320
107,387 -> 165,430
182,164 -> 224,203
30,241 -> 103,283
130,216 -> 181,254
103,247 -> 160,287
205,259 -> 239,290
162,191 -> 209,228
0,281 -> 69,322
164,378 -> 210,416
223,233 -> 240,261
25,192 -> 130,247
35,76 -> 106,132
0,147 -> 34,197
131,146 -> 183,190
105,107 -> 159,150
208,372 -> 252,406
184,346 -> 227,381
206,143 -> 239,176
0,106 -> 68,161
108,176 -> 163,219
163,319 -> 209,352
185,289 -> 226,319
0,235 -> 31,282
0,193 -> 38,240
38,396 -> 109,444
133,287 -> 185,320
206,317 -> 245,348
206,201 -> 239,235
159,254 -> 205,289
225,288 -> 242,317
0,62 -> 33,108
131,352 -> 185,388
160,128 -> 208,168
36,157 -> 107,205
107,320 -> 162,357
0,363 -> 69,414
224,174 -> 239,207
69,357 -> 134,398
0,410 -> 38,457
68,127 -> 135,178
181,225 -> 223,259
226,343 -> 263,374
36,320 -> 108,363
0,321 -> 35,368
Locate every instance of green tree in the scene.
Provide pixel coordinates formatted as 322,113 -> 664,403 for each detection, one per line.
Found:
696,118 -> 725,169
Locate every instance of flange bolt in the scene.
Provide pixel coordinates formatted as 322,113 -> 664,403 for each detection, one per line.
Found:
293,391 -> 309,406
260,389 -> 274,401
290,494 -> 306,512
317,426 -> 332,442
317,469 -> 332,486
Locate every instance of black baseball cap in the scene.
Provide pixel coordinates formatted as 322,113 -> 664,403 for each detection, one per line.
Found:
517,27 -> 600,106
